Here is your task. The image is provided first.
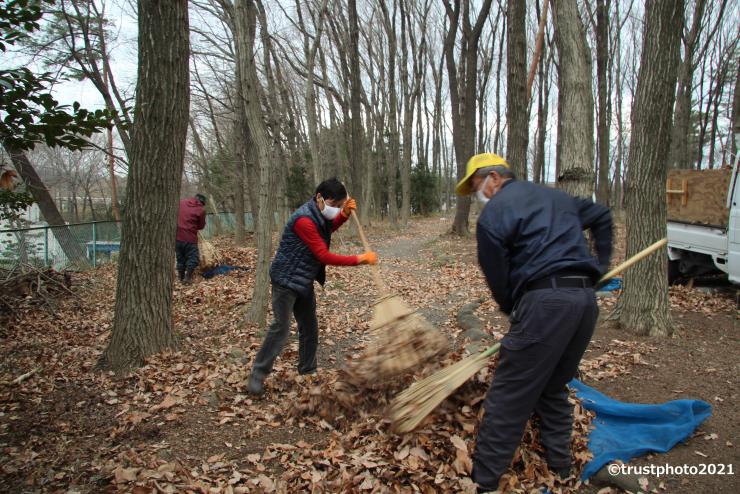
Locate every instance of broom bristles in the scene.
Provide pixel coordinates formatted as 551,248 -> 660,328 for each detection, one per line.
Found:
198,233 -> 222,269
344,294 -> 449,385
390,343 -> 501,432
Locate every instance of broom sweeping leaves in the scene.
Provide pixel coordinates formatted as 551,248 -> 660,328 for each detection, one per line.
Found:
389,238 -> 668,433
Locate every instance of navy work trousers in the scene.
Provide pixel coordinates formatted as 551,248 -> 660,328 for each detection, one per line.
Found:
472,287 -> 598,492
251,283 -> 319,380
175,240 -> 200,271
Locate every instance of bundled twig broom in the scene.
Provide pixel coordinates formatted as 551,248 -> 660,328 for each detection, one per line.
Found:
342,209 -> 448,385
198,232 -> 223,270
389,238 -> 668,432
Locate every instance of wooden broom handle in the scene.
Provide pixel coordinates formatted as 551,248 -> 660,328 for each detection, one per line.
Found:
478,237 -> 669,359
599,238 -> 667,282
349,209 -> 388,295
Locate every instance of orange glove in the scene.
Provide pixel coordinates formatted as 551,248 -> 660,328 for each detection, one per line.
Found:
341,198 -> 357,218
357,251 -> 378,265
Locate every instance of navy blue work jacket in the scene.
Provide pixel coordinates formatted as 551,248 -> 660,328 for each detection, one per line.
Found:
476,180 -> 612,314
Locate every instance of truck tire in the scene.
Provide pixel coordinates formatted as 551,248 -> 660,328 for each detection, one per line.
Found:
668,259 -> 682,285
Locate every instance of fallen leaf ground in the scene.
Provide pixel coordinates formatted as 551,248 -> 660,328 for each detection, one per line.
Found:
1,215 -> 738,493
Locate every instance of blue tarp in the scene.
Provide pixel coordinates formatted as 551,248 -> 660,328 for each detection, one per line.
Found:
596,277 -> 622,292
569,379 -> 712,480
201,265 -> 250,279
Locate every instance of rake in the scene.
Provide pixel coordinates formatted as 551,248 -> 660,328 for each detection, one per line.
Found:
343,209 -> 448,384
389,238 -> 668,432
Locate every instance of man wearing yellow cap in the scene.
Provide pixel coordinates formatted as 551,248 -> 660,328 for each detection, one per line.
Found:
457,153 -> 612,492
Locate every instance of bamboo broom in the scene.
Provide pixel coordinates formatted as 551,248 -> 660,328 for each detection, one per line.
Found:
343,208 -> 448,383
389,238 -> 668,432
198,232 -> 222,270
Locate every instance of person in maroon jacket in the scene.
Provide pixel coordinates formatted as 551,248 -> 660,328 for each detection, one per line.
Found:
176,194 -> 207,284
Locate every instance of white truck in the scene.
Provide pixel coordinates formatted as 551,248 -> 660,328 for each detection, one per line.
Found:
666,145 -> 740,284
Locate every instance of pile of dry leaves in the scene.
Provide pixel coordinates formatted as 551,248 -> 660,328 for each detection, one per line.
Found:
289,348 -> 594,494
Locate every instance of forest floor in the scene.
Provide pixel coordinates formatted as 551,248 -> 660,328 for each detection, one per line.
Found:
1,215 -> 738,493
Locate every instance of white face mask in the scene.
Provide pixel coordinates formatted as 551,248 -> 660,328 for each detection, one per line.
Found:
318,196 -> 341,220
476,175 -> 492,205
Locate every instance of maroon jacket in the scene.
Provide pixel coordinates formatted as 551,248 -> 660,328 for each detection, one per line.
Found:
176,198 -> 206,244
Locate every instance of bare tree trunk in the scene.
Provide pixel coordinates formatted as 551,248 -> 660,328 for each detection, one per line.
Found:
493,10 -> 505,155
595,0 -> 610,204
506,0 -> 528,178
617,0 -> 683,337
732,61 -> 740,156
553,0 -> 595,198
533,28 -> 552,184
348,0 -> 365,217
98,0 -> 189,371
613,0 -> 625,208
101,61 -> 121,221
445,0 -> 494,236
233,134 -> 247,243
237,0 -> 276,327
378,1 -> 400,226
668,0 -> 704,169
297,0 -> 330,186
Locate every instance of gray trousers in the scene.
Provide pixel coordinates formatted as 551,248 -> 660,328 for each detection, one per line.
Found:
472,287 -> 598,492
251,283 -> 319,380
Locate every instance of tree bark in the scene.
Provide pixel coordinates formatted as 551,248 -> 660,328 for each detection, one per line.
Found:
618,0 -> 683,337
237,0 -> 276,327
613,0 -> 625,208
296,0 -> 330,186
668,0 -> 705,169
505,0 -> 528,179
348,0 -> 365,216
732,61 -> 740,156
595,0 -> 610,204
553,0 -> 595,198
445,0 -> 493,236
98,0 -> 190,371
379,1 -> 400,226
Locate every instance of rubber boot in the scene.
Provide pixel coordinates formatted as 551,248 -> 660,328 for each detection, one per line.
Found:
183,268 -> 194,285
177,268 -> 185,283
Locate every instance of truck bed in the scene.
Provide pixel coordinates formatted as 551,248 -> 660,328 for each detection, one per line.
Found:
667,168 -> 732,226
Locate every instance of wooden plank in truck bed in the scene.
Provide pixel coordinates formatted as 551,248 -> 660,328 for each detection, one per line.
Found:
666,168 -> 732,227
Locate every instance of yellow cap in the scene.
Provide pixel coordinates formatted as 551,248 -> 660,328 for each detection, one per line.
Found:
454,153 -> 510,196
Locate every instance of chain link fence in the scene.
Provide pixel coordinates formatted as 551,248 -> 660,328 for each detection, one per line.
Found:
0,213 -> 255,271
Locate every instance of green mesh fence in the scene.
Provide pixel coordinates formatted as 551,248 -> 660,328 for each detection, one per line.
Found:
0,221 -> 122,271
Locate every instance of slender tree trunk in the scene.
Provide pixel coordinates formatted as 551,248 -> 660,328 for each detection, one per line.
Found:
506,0 -> 528,178
618,0 -> 683,337
668,0 -> 707,169
446,0 -> 493,235
614,0 -> 625,207
553,0 -> 595,198
102,61 -> 121,221
732,62 -> 740,156
237,0 -> 276,327
595,0 -> 610,204
493,12 -> 505,154
347,0 -> 365,215
233,135 -> 247,243
98,0 -> 190,371
533,37 -> 551,184
297,0 -> 330,186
